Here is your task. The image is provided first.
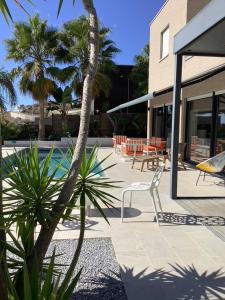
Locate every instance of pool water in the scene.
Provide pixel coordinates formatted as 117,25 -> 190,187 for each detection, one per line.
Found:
38,148 -> 102,179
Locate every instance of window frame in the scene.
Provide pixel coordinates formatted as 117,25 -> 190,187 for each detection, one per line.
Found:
160,25 -> 170,60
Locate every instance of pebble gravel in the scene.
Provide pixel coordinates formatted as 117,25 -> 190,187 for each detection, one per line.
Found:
47,238 -> 128,300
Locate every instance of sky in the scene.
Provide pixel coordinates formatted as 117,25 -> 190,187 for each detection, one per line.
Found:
0,0 -> 164,107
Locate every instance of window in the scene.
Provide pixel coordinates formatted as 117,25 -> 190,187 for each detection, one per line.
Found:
160,26 -> 169,59
186,97 -> 212,162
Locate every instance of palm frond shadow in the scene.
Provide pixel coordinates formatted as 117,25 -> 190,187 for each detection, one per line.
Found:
72,264 -> 225,300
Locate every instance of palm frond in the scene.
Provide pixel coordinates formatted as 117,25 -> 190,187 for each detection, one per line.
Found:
0,0 -> 32,24
0,69 -> 17,107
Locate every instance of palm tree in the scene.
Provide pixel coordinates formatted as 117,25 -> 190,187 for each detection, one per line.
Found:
5,14 -> 58,139
49,16 -> 119,104
48,84 -> 75,135
0,69 -> 16,300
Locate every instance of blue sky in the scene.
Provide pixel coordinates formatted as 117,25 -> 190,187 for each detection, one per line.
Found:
0,0 -> 164,106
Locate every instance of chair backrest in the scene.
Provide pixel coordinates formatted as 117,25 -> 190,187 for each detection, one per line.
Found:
150,165 -> 164,189
113,135 -> 127,145
126,139 -> 145,152
196,150 -> 225,173
147,137 -> 156,146
155,138 -> 166,149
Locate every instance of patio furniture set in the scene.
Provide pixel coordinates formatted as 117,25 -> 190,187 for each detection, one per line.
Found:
113,135 -> 225,224
112,135 -> 165,171
112,135 -> 186,172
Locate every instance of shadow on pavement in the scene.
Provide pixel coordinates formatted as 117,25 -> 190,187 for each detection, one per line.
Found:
73,264 -> 225,300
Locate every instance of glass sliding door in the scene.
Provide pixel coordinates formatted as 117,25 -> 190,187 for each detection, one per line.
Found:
152,106 -> 164,137
152,105 -> 172,139
216,94 -> 225,154
186,97 -> 212,162
165,105 -> 172,147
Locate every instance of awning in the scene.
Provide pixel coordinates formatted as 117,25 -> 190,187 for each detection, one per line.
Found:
107,61 -> 225,114
174,0 -> 225,56
107,93 -> 154,113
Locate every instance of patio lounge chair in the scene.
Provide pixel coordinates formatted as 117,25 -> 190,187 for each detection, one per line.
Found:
143,137 -> 166,154
121,165 -> 164,225
195,150 -> 225,185
112,135 -> 127,152
121,139 -> 145,158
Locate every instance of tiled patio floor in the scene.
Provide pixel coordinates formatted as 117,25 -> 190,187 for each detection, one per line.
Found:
96,148 -> 225,300
3,147 -> 225,300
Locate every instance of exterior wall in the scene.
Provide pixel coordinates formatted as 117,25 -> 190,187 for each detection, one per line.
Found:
186,0 -> 211,22
148,0 -> 188,93
149,0 -> 225,93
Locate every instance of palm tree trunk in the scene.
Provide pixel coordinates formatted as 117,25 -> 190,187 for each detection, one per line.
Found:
0,110 -> 7,300
58,192 -> 86,294
30,0 -> 99,267
38,99 -> 45,140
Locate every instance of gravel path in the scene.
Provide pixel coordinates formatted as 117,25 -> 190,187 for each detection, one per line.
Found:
47,238 -> 128,300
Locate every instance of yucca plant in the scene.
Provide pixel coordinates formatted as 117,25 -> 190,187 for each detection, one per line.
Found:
3,146 -> 67,255
2,248 -> 82,300
1,145 -> 120,299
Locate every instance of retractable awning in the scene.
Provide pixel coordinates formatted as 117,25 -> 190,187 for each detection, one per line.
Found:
107,92 -> 154,113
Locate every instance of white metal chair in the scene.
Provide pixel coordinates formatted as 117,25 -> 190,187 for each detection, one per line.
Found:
121,165 -> 164,225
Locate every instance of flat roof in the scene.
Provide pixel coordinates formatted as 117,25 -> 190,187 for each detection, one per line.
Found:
174,0 -> 225,56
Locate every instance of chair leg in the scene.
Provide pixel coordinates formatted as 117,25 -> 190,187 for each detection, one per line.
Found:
180,159 -> 186,170
121,190 -> 126,222
131,158 -> 135,169
150,190 -> 160,226
155,188 -> 163,216
196,171 -> 201,186
203,172 -> 206,181
129,191 -> 132,208
141,160 -> 145,172
121,191 -> 127,223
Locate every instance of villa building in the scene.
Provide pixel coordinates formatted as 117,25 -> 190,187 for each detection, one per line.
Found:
148,0 -> 225,163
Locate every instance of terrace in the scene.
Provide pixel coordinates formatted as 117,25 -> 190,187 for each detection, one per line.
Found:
3,146 -> 225,299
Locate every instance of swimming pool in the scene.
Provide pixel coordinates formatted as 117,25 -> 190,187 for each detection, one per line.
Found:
38,148 -> 102,179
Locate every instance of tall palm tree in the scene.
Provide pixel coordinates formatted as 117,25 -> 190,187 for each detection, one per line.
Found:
0,69 -> 16,300
48,16 -> 119,104
5,14 -> 58,139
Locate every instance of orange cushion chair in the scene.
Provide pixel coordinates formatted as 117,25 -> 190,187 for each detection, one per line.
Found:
121,139 -> 145,157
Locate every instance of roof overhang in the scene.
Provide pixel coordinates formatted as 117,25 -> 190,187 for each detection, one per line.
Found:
174,0 -> 225,57
107,93 -> 154,113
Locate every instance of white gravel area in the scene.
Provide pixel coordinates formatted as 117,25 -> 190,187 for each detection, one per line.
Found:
48,238 -> 128,300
